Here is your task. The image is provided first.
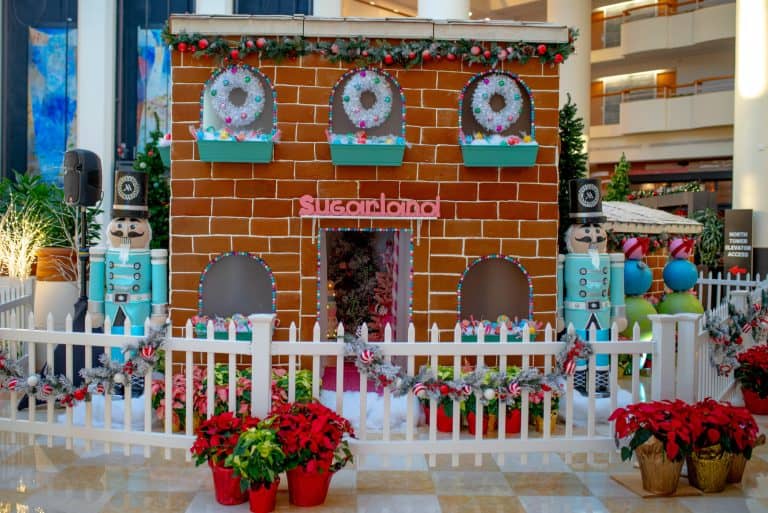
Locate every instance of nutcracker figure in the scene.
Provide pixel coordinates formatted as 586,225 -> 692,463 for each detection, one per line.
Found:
557,179 -> 627,396
88,169 -> 168,360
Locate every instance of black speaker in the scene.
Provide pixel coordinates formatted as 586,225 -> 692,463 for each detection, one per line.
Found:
63,149 -> 102,207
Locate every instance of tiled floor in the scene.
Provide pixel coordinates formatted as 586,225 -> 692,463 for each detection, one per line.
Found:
2,418 -> 768,513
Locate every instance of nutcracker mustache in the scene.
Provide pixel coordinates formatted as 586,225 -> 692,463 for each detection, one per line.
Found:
575,235 -> 606,243
110,230 -> 145,238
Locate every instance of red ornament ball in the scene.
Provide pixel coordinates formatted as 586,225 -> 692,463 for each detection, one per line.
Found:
554,53 -> 564,64
257,37 -> 267,49
189,45 -> 196,53
73,388 -> 87,401
483,50 -> 491,59
439,384 -> 450,395
230,49 -> 240,60
383,54 -> 394,65
362,50 -> 369,57
446,53 -> 456,61
422,49 -> 432,61
198,38 -> 209,50
177,42 -> 187,53
408,51 -> 416,60
245,39 -> 255,48
331,43 -> 340,54
537,44 -> 547,55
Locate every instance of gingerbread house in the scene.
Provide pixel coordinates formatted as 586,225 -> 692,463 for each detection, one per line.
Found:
165,15 -> 572,341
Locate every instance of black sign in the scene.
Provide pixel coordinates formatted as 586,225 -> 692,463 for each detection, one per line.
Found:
723,209 -> 753,275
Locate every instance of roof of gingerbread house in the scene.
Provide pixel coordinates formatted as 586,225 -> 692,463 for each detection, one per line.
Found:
602,201 -> 703,235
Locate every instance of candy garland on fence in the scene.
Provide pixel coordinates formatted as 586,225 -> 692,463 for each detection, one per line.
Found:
341,69 -> 393,130
209,65 -> 266,127
344,329 -> 593,403
0,326 -> 167,407
705,286 -> 768,376
162,29 -> 579,68
471,72 -> 523,133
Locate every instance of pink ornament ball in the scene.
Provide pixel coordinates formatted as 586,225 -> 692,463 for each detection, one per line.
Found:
225,116 -> 232,124
495,125 -> 503,132
359,121 -> 366,128
240,112 -> 248,119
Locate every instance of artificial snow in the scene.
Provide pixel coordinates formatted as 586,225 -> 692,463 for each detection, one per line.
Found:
319,390 -> 422,432
558,387 -> 634,427
59,395 -> 147,430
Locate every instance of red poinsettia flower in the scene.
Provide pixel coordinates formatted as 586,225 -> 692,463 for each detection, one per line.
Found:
736,345 -> 768,398
609,400 -> 693,461
190,411 -> 260,466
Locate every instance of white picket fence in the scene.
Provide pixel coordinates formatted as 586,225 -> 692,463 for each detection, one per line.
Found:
0,279 -> 34,352
697,271 -> 763,312
0,308 -> 712,466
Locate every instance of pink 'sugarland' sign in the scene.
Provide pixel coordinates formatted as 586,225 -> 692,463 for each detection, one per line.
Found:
298,194 -> 441,218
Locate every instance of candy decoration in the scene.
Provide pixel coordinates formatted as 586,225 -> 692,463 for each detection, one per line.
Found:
470,72 -> 523,133
461,384 -> 472,396
412,383 -> 426,398
41,383 -> 54,396
96,383 -> 105,395
669,237 -> 696,259
622,237 -> 650,260
360,349 -> 375,364
209,65 -> 265,127
341,69 -> 393,130
141,345 -> 155,358
7,378 -> 17,391
507,381 -> 521,397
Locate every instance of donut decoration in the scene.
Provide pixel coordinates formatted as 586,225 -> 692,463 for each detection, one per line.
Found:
328,67 -> 407,166
470,73 -> 524,134
458,70 -> 539,167
196,64 -> 278,163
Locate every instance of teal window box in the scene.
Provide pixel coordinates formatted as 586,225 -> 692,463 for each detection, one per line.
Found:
158,145 -> 170,167
330,143 -> 405,167
194,329 -> 252,341
460,143 -> 539,168
198,140 -> 274,163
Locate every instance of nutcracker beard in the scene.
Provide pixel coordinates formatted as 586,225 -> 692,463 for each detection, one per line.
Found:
107,217 -> 152,262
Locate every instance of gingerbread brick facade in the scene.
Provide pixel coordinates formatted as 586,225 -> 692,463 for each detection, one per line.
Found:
168,37 -> 561,340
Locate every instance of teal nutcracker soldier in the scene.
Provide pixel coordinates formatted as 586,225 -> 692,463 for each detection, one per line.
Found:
557,179 -> 627,396
88,169 -> 168,361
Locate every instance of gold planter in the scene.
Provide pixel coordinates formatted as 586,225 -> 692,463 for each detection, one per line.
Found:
727,453 -> 748,484
532,412 -> 558,434
634,436 -> 683,496
687,445 -> 732,493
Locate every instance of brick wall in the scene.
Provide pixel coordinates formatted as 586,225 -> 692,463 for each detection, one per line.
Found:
169,46 -> 561,340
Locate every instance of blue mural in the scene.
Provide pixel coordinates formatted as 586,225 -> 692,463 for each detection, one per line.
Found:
137,28 -> 171,149
27,27 -> 77,184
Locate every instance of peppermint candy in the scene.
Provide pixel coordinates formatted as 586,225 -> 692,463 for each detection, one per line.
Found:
41,383 -> 54,396
360,349 -> 375,364
507,381 -> 521,397
7,378 -> 18,391
412,383 -> 426,398
141,345 -> 155,359
461,384 -> 472,396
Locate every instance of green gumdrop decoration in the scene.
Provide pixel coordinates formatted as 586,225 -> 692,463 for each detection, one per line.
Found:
223,79 -> 229,86
244,76 -> 251,83
474,107 -> 481,113
211,90 -> 217,96
514,94 -> 520,100
384,96 -> 391,103
343,95 -> 350,102
482,93 -> 488,99
374,77 -> 380,84
499,80 -> 505,86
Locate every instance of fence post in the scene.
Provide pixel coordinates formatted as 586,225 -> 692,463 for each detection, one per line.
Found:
730,290 -> 750,314
648,314 -> 678,400
250,314 -> 276,418
673,313 -> 703,403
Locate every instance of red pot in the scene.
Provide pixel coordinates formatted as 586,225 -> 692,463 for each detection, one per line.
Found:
505,408 -> 522,434
466,412 -> 489,435
436,404 -> 454,433
248,478 -> 279,513
209,460 -> 248,505
742,387 -> 768,415
287,466 -> 333,507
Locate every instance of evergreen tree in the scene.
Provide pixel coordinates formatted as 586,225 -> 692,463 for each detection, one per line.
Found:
604,153 -> 631,202
558,94 -> 588,253
133,115 -> 170,249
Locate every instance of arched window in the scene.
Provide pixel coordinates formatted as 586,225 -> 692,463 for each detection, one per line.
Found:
458,255 -> 534,321
198,252 -> 276,317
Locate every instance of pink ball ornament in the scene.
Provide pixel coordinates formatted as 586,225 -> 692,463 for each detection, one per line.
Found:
359,121 -> 366,128
495,125 -> 503,133
240,112 -> 248,120
225,116 -> 232,124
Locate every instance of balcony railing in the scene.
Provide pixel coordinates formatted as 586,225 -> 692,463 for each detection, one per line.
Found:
592,0 -> 735,50
592,75 -> 734,126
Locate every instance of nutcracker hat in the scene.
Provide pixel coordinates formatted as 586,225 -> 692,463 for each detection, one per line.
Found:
568,178 -> 606,224
112,168 -> 148,218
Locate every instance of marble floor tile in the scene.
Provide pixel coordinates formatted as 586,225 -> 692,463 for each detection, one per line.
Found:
575,472 -> 637,498
38,465 -> 107,491
100,491 -> 196,513
328,468 -> 357,495
16,489 -> 115,513
355,453 -> 428,471
518,495 -> 610,513
493,452 -> 571,473
505,472 -> 592,496
432,471 -> 512,496
745,498 -> 768,513
356,494 -> 441,513
437,495 -> 526,513
356,471 -> 434,494
0,446 -> 78,469
184,491 -> 250,513
678,497 -> 755,513
600,497 -> 694,513
429,453 -> 500,471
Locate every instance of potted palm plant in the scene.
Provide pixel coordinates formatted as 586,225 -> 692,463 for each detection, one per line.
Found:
227,418 -> 286,513
271,401 -> 354,507
190,411 -> 260,505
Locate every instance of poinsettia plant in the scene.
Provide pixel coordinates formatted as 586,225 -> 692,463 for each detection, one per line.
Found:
190,411 -> 260,466
271,401 -> 355,473
690,398 -> 761,457
609,400 -> 693,462
528,386 -> 560,418
226,417 -> 286,491
735,344 -> 768,398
